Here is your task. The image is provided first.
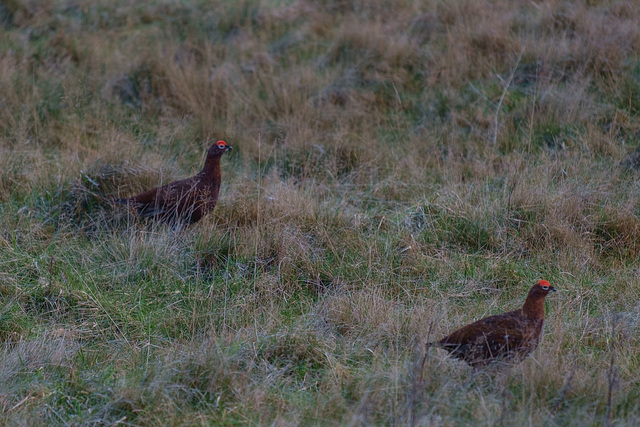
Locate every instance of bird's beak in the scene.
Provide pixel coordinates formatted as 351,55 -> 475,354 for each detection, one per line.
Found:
549,286 -> 557,292
226,146 -> 233,152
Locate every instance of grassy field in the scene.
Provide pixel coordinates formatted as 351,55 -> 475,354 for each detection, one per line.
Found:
1,0 -> 640,425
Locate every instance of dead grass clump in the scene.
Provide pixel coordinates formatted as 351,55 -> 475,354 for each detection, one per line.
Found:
326,18 -> 424,81
0,334 -> 78,390
196,178 -> 348,284
592,207 -> 640,260
510,196 -> 594,265
103,66 -> 154,110
125,330 -> 335,424
410,193 -> 502,254
430,1 -> 522,84
81,161 -> 170,200
44,160 -> 179,234
258,327 -> 335,382
162,54 -> 235,136
533,76 -> 598,133
539,3 -> 640,81
22,276 -> 76,324
508,175 -> 640,265
427,0 -> 640,90
70,338 -> 254,425
277,142 -> 369,183
215,177 -> 321,229
318,287 -> 431,350
0,150 -> 37,202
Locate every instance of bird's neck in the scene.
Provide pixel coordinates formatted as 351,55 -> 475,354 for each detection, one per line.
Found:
522,295 -> 546,319
200,156 -> 221,181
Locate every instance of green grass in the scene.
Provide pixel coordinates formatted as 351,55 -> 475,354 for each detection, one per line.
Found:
2,0 -> 640,425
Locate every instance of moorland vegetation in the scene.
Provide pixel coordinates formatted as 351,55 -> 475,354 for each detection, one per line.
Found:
1,0 -> 640,425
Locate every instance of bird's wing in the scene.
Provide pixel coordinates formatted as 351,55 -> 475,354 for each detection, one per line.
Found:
438,311 -> 525,347
143,179 -> 207,216
470,325 -> 528,353
440,313 -> 541,362
125,186 -> 161,206
134,185 -> 179,217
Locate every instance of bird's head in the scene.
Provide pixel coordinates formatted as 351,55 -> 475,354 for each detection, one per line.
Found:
207,140 -> 233,157
529,279 -> 557,297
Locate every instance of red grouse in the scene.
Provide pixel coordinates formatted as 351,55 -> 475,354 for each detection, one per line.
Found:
433,280 -> 556,367
116,141 -> 232,225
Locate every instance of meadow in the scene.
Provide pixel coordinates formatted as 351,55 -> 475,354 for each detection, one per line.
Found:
1,0 -> 640,425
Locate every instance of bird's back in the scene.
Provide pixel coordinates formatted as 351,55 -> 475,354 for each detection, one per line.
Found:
438,309 -> 544,367
122,174 -> 218,224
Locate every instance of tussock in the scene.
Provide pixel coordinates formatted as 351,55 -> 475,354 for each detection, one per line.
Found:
0,334 -> 78,390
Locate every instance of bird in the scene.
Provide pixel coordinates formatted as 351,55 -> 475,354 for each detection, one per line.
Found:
431,280 -> 556,367
115,140 -> 233,225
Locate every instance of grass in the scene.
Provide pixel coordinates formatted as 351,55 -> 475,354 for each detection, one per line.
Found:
2,0 -> 640,425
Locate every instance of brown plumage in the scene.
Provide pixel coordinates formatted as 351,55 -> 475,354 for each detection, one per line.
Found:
116,141 -> 232,225
433,280 -> 556,367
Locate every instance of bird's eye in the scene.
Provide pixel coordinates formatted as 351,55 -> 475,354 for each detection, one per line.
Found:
218,144 -> 225,149
541,285 -> 549,290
